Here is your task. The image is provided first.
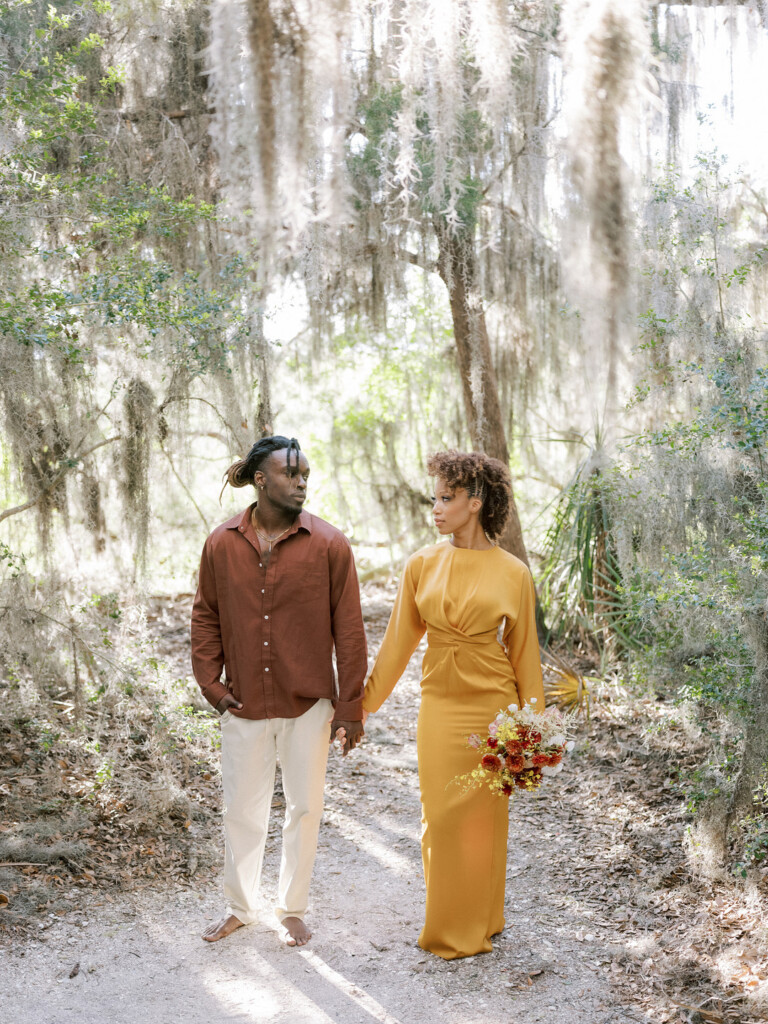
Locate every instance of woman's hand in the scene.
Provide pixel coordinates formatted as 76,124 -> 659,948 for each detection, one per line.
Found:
330,718 -> 364,756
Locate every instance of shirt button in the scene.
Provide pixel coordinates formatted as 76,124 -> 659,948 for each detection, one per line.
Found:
261,589 -> 265,594
264,641 -> 268,646
264,667 -> 270,672
259,563 -> 263,568
264,615 -> 269,620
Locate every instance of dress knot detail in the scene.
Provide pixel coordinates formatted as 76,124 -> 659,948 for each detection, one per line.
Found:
427,628 -> 499,649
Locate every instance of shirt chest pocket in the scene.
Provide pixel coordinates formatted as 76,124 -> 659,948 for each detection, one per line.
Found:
278,564 -> 327,604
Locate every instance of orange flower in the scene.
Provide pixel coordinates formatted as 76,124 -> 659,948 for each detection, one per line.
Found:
481,753 -> 502,771
505,754 -> 525,773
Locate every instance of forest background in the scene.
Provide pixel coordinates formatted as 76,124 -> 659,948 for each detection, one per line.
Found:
2,0 -> 768,1019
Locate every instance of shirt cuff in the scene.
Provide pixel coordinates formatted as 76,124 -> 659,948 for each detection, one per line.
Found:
333,697 -> 363,721
200,681 -> 230,710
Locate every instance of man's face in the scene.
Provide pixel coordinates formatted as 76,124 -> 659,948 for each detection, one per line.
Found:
254,449 -> 310,515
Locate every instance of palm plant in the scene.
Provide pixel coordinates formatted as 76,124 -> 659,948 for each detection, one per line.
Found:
539,444 -> 634,653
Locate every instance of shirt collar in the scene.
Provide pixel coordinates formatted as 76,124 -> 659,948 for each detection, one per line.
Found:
228,504 -> 312,536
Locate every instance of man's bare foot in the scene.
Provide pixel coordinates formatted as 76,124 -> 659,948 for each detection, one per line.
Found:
202,914 -> 245,943
280,916 -> 311,947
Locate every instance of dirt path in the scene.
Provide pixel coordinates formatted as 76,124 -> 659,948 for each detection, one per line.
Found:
3,588 -> 766,1024
2,705 -> 627,1024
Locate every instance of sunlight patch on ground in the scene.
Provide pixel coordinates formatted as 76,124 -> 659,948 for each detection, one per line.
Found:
299,948 -> 405,1024
200,948 -> 337,1023
325,806 -> 415,877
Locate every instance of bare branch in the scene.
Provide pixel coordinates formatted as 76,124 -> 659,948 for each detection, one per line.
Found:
360,242 -> 439,274
159,441 -> 211,533
481,116 -> 557,198
110,108 -> 213,121
160,395 -> 242,443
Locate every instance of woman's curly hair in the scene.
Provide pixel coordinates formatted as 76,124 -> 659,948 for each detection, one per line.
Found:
426,450 -> 512,540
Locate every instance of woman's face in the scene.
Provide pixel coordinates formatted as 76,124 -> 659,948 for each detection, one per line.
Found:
431,476 -> 481,535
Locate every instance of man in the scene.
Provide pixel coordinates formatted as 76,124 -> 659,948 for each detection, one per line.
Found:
191,435 -> 366,946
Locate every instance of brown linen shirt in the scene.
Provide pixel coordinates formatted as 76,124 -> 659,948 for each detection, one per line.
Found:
191,505 -> 367,721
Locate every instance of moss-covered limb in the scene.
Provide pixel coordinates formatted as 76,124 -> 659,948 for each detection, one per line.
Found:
0,435 -> 121,526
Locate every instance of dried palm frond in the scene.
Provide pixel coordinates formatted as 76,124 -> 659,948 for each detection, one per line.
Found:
542,647 -> 594,717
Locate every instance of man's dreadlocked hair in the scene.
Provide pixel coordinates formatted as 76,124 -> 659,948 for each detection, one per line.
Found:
223,436 -> 302,493
426,450 -> 512,540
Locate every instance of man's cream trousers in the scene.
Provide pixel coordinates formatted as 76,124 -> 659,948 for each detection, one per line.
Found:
219,698 -> 333,925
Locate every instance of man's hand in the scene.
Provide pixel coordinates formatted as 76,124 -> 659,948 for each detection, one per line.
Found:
215,693 -> 243,715
330,719 -> 364,756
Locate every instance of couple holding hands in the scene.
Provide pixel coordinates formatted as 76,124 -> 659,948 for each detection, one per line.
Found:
191,435 -> 543,961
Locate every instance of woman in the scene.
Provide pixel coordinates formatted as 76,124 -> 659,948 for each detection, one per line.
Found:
362,450 -> 544,960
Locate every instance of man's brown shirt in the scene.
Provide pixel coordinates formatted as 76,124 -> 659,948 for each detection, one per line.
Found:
191,505 -> 367,720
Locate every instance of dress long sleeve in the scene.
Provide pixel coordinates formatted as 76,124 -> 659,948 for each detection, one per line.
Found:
503,567 -> 545,711
363,555 -> 426,713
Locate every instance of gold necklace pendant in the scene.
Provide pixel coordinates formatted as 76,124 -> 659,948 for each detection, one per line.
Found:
252,516 -> 292,551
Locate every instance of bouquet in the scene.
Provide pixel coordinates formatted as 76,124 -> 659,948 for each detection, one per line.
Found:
455,699 -> 573,797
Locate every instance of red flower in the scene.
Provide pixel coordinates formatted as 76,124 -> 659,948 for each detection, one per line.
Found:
481,754 -> 502,771
487,737 -> 499,749
547,752 -> 563,766
501,783 -> 513,796
506,740 -> 523,755
531,731 -> 542,744
531,753 -> 549,767
505,755 -> 525,773
514,776 -> 529,789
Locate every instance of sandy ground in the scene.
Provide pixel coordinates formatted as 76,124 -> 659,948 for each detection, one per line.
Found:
1,738 -> 629,1024
0,789 -> 632,1024
0,687 -> 640,1022
4,588 -> 753,1024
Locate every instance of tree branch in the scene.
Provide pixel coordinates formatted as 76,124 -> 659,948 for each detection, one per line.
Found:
0,436 -> 121,526
110,108 -> 213,121
361,242 -> 439,274
159,395 -> 242,443
159,441 -> 211,534
481,116 -> 557,198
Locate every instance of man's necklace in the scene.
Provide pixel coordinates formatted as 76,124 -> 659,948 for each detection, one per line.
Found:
252,513 -> 292,552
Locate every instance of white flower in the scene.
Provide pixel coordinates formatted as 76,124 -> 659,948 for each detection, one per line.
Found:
529,697 -> 537,704
550,733 -> 566,747
507,703 -> 518,712
541,763 -> 563,776
565,740 -> 575,752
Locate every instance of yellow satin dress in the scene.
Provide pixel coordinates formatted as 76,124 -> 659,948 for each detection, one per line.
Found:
363,542 -> 544,959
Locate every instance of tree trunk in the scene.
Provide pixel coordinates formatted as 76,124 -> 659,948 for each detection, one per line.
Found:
436,227 -> 530,566
252,304 -> 273,437
726,611 -> 768,847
